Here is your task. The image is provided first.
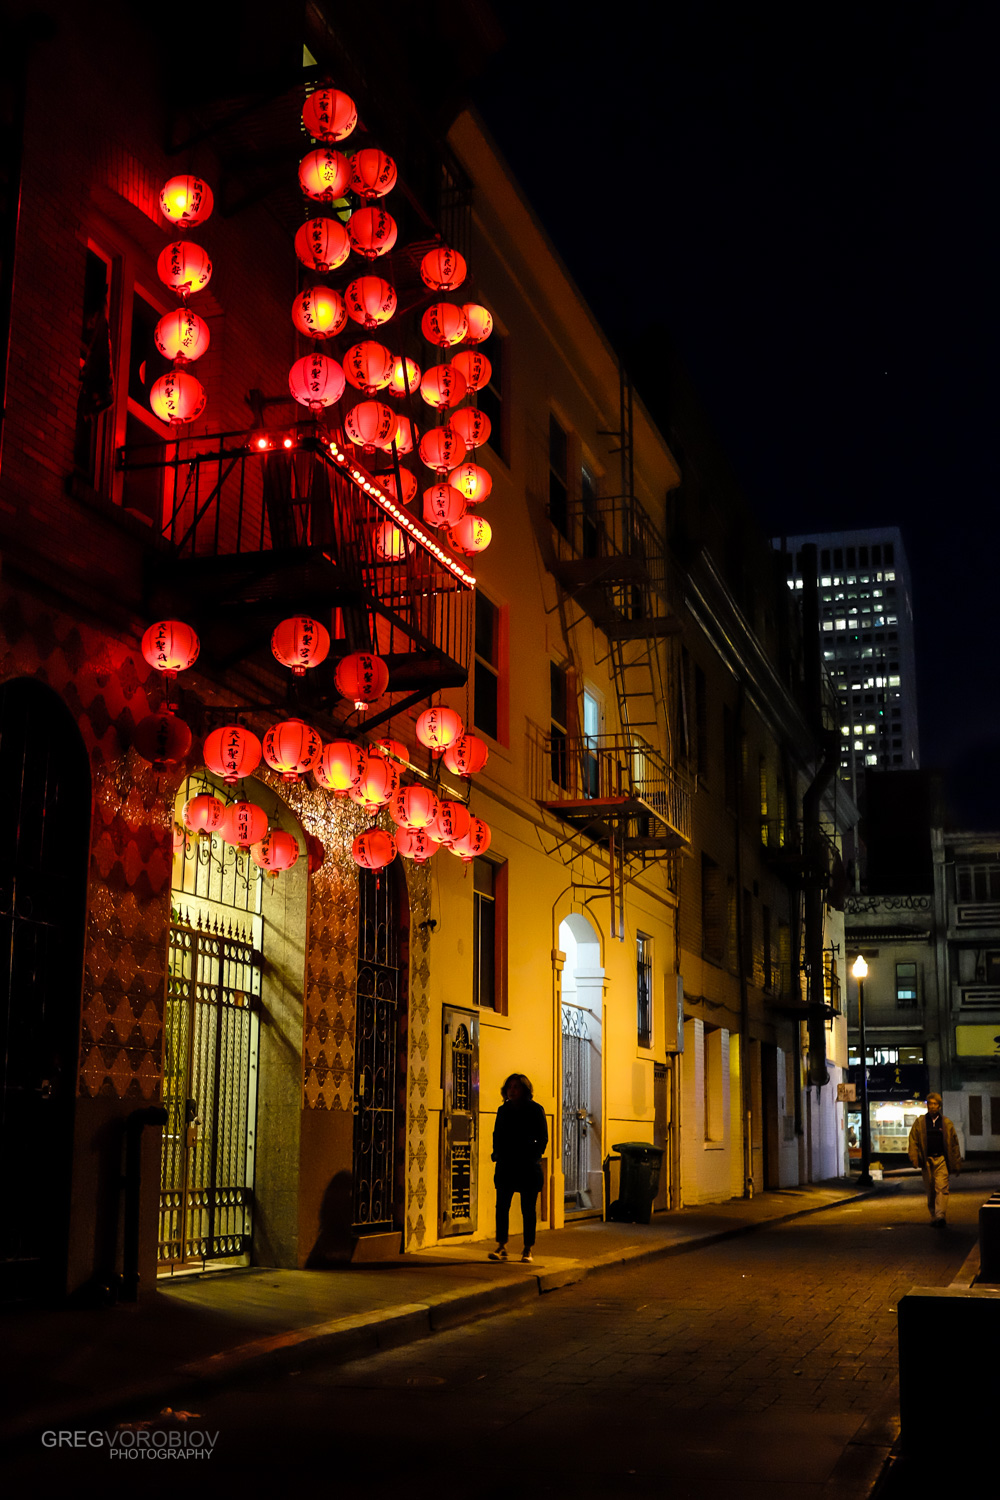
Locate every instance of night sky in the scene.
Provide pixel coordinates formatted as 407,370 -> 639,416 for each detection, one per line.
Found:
474,1 -> 997,824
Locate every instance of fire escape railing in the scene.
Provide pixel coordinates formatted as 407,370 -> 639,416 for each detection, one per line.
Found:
533,729 -> 691,846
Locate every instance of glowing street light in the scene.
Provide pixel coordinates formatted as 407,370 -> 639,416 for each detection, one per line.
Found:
852,954 -> 873,1188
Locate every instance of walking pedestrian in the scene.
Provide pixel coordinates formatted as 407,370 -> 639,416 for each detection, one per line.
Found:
907,1092 -> 962,1227
489,1073 -> 548,1264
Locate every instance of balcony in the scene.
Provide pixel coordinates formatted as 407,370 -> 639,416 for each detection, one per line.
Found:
531,729 -> 691,854
549,493 -> 680,641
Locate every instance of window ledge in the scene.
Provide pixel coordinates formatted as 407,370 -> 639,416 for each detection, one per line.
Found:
479,1009 -> 512,1031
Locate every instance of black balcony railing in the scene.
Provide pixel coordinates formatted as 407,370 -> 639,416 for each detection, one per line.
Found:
531,728 -> 691,849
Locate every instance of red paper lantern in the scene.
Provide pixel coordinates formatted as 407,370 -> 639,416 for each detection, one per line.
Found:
220,800 -> 269,849
420,364 -> 467,410
203,725 -> 263,784
388,355 -> 421,397
150,370 -> 206,425
133,712 -> 192,769
448,514 -> 492,555
391,415 -> 418,455
421,303 -> 468,349
299,148 -> 351,202
422,483 -> 466,530
315,740 -> 367,792
431,799 -> 472,847
373,521 -> 407,561
302,88 -> 357,143
461,303 -> 493,344
271,616 -> 331,675
449,407 -> 491,449
292,286 -> 347,339
344,277 -> 396,329
388,784 -> 440,830
142,620 -> 200,678
420,245 -> 467,292
251,829 -> 300,874
345,400 -> 397,453
154,309 -> 210,364
349,148 -> 397,200
448,461 -> 492,504
159,175 -> 213,228
343,341 -> 393,394
451,349 -> 492,392
415,706 -> 463,756
182,792 -> 226,835
288,353 -> 345,410
352,829 -> 397,871
157,240 -> 212,297
294,217 -> 351,273
394,826 -> 440,862
370,737 -> 407,762
444,733 -> 490,777
348,754 -> 399,809
305,832 -> 326,872
419,425 -> 465,474
347,206 -> 397,260
263,718 -> 322,781
449,815 -> 492,862
382,468 -> 417,506
335,652 -> 390,710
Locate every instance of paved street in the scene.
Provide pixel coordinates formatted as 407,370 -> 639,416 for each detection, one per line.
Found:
11,1176 -> 985,1499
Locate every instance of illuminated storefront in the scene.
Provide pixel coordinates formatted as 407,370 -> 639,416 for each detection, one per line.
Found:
847,1047 -> 928,1161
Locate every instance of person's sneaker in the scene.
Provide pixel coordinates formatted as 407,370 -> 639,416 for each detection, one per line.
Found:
488,1246 -> 507,1260
520,1249 -> 533,1263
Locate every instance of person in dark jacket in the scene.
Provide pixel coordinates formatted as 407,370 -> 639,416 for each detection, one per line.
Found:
489,1073 -> 548,1263
907,1092 -> 962,1227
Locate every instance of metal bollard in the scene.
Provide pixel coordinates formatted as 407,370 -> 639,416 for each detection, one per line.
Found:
979,1200 -> 1000,1283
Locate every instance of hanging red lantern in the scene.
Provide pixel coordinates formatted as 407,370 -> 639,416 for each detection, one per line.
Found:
343,341 -> 394,394
370,737 -> 407,762
418,425 -> 465,474
421,303 -> 469,349
347,206 -> 397,260
335,651 -> 390,711
449,407 -> 491,449
391,415 -> 418,455
420,245 -> 467,292
133,712 -> 192,770
150,370 -> 206,425
448,460 -> 493,504
420,364 -> 467,411
416,706 -> 464,756
203,724 -> 263,784
394,826 -> 440,862
388,355 -> 421,397
422,483 -> 466,530
382,467 -> 417,506
288,353 -> 345,410
154,309 -> 210,364
263,718 -> 322,781
345,400 -> 397,453
294,216 -> 351,273
352,829 -> 397,871
388,784 -> 440,830
159,175 -> 213,228
344,276 -> 396,330
444,733 -> 490,777
431,799 -> 472,847
182,792 -> 226,835
448,514 -> 492,555
373,521 -> 407,561
451,349 -> 491,392
449,816 -> 492,862
461,304 -> 493,344
302,88 -> 357,143
315,740 -> 367,792
271,616 -> 331,675
348,754 -> 399,809
220,800 -> 269,849
157,240 -> 212,297
305,832 -> 326,872
299,148 -> 351,202
292,286 -> 347,339
251,829 -> 300,874
142,620 -> 200,679
349,148 -> 397,200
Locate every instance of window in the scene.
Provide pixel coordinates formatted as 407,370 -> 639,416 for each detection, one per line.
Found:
473,858 -> 507,1012
969,1095 -> 983,1136
636,934 -> 653,1048
474,590 -> 502,741
550,660 -> 570,789
548,414 -> 568,537
701,855 -> 725,965
985,953 -> 1000,984
958,864 -> 1000,903
895,961 -> 918,1008
477,331 -> 506,464
703,1025 -> 724,1143
583,688 -> 601,797
759,756 -> 769,844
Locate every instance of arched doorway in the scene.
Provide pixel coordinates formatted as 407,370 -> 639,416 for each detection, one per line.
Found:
559,913 -> 605,1214
0,678 -> 90,1300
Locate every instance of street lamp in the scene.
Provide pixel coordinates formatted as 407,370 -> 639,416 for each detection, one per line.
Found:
852,954 -> 873,1188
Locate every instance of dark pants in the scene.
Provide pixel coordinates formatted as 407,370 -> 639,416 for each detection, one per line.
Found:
495,1165 -> 542,1248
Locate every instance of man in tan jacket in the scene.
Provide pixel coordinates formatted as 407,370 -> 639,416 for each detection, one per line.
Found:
908,1093 -> 962,1227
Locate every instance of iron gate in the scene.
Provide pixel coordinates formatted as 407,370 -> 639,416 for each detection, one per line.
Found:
562,1003 -> 591,1201
352,868 -> 404,1232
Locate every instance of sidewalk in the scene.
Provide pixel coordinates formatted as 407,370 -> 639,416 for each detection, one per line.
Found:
0,1180 -> 872,1448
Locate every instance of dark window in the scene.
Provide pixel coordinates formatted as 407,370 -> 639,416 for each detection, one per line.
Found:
474,590 -> 500,741
701,855 -> 724,965
859,546 -> 868,566
581,466 -> 598,558
895,961 -> 918,1008
477,332 -> 506,465
473,859 -> 507,1012
821,549 -> 830,570
834,548 -> 843,569
885,543 -> 894,565
847,547 -> 856,568
74,247 -> 114,483
549,414 -> 568,537
986,953 -> 1000,984
550,660 -> 569,788
969,1095 -> 983,1136
873,545 -> 881,565
637,934 -> 652,1048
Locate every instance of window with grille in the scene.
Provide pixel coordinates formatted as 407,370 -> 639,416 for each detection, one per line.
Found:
957,863 -> 1000,902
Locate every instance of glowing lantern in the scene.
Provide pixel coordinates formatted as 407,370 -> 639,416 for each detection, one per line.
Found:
292,286 -> 347,339
133,712 -> 192,770
388,355 -> 421,397
418,425 -> 465,474
420,364 -> 467,411
305,833 -> 325,873
383,468 -> 417,506
157,240 -> 212,297
420,245 -> 467,292
449,407 -> 491,449
154,309 -> 210,364
345,277 -> 396,330
302,88 -> 357,143
388,785 -> 440,830
394,827 -> 440,862
343,341 -> 393,394
352,829 -> 397,871
142,620 -> 200,679
444,733 -> 490,777
335,651 -> 389,711
348,754 -> 399,809
422,483 -> 466,530
159,175 -> 213,228
150,370 -> 206,425
450,816 -> 492,862
262,718 -> 322,781
315,740 -> 367,792
182,792 -> 226,835
391,415 -> 418,455
251,829 -> 300,874
370,740 -> 407,766
431,799 -> 472,847
299,148 -> 351,202
421,303 -> 468,348
271,616 -> 331,675
347,206 -> 397,259
374,521 -> 407,561
461,304 -> 493,344
349,148 -> 397,200
416,706 -> 463,756
294,217 -> 351,273
448,461 -> 492,504
345,400 -> 397,453
288,353 -> 345,410
451,349 -> 491,392
220,800 -> 269,849
449,514 -> 492,555
203,724 -> 262,784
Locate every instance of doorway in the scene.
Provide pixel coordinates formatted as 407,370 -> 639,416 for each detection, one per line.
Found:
559,913 -> 604,1214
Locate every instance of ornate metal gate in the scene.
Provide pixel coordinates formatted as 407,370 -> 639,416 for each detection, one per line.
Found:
440,1006 -> 479,1236
352,868 -> 406,1233
562,1003 -> 591,1202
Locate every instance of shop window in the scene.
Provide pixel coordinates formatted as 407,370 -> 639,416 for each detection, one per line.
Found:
548,413 -> 568,538
473,858 -> 507,1013
636,933 -> 652,1048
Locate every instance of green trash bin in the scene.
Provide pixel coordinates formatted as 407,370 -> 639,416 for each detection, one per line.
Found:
609,1141 -> 663,1224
